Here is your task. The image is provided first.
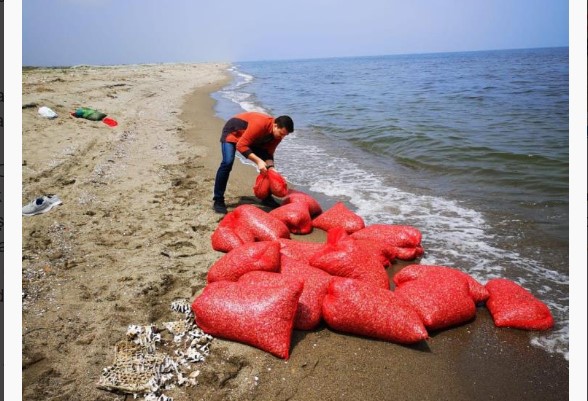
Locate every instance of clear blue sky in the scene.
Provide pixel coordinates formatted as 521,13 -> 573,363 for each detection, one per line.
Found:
22,0 -> 569,66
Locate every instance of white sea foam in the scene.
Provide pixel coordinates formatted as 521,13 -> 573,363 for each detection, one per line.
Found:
218,69 -> 268,115
277,131 -> 569,360
227,66 -> 253,88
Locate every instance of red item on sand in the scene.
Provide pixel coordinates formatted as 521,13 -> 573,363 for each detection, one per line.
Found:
351,224 -> 424,261
394,269 -> 477,331
351,224 -> 422,248
394,264 -> 489,304
485,278 -> 554,330
234,204 -> 290,240
394,246 -> 425,261
270,202 -> 313,235
322,277 -> 428,344
238,270 -> 301,287
210,205 -> 290,252
310,228 -> 389,290
207,241 -> 281,283
192,278 -> 303,359
352,238 -> 397,267
210,213 -> 249,252
280,256 -> 333,330
312,202 -> 365,234
281,190 -> 323,217
278,239 -> 324,264
238,270 -> 323,330
102,117 -> 118,127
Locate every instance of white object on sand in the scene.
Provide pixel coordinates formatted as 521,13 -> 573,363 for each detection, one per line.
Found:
38,106 -> 58,118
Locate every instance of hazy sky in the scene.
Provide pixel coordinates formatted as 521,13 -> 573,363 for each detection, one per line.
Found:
22,0 -> 569,66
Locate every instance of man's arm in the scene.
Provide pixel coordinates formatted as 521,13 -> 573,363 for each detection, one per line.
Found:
237,120 -> 274,172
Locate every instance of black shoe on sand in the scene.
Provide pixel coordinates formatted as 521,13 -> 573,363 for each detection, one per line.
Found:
261,196 -> 281,209
213,200 -> 228,214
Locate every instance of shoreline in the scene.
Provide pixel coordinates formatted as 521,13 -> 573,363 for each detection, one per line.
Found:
20,63 -> 569,401
179,69 -> 569,401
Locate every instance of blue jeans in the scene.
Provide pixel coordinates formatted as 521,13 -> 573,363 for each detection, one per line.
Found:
213,142 -> 236,201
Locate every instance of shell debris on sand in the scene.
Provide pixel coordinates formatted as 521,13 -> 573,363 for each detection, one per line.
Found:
97,299 -> 213,400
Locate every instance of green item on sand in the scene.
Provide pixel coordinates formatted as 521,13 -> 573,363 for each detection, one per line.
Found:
73,107 -> 107,121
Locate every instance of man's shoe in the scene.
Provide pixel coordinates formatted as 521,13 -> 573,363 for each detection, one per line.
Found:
213,200 -> 228,214
22,195 -> 62,216
261,196 -> 281,209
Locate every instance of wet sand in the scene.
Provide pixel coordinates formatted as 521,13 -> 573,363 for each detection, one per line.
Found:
20,63 -> 569,401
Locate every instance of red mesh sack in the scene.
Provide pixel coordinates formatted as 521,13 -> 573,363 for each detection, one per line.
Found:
309,228 -> 389,290
207,241 -> 281,283
211,224 -> 244,253
280,255 -> 333,330
211,212 -> 253,252
238,270 -> 301,286
281,190 -> 323,217
253,173 -> 271,200
321,226 -> 396,266
312,202 -> 365,234
278,239 -> 324,264
485,278 -> 554,330
267,169 -> 289,197
352,238 -> 397,267
192,278 -> 303,359
394,245 -> 424,261
233,205 -> 291,242
322,277 -> 428,344
394,264 -> 489,304
270,202 -> 313,235
394,270 -> 476,330
351,224 -> 422,248
211,206 -> 290,253
351,224 -> 424,261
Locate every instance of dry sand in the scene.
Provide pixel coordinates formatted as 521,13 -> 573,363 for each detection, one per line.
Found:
21,63 -> 568,400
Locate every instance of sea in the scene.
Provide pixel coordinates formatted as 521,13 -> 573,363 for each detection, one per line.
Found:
211,47 -> 569,360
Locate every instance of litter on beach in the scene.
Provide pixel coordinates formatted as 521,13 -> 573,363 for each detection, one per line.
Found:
71,107 -> 107,121
97,299 -> 212,399
22,194 -> 63,216
71,107 -> 118,127
102,117 -> 118,127
38,106 -> 58,118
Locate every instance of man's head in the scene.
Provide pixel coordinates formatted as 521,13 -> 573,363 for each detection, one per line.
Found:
273,115 -> 294,139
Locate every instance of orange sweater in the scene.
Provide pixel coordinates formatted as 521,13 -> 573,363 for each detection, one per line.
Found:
221,112 -> 281,159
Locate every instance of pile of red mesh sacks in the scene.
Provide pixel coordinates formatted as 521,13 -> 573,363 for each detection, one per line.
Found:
194,190 -> 554,359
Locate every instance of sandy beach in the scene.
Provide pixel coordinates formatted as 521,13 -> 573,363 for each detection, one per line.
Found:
21,63 -> 569,400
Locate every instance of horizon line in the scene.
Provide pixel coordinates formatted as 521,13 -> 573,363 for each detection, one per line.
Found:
22,45 -> 569,69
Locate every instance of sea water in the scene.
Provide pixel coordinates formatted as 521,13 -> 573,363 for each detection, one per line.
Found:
211,47 -> 569,359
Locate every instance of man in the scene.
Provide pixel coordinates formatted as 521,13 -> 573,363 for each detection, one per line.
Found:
213,112 -> 294,214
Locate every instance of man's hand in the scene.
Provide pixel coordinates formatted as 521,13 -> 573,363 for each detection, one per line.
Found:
250,154 -> 274,173
257,160 -> 268,173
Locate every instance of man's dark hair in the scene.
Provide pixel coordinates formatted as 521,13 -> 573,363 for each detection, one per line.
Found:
275,115 -> 294,133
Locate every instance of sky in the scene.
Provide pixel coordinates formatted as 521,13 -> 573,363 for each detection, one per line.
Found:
20,0 -> 570,66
